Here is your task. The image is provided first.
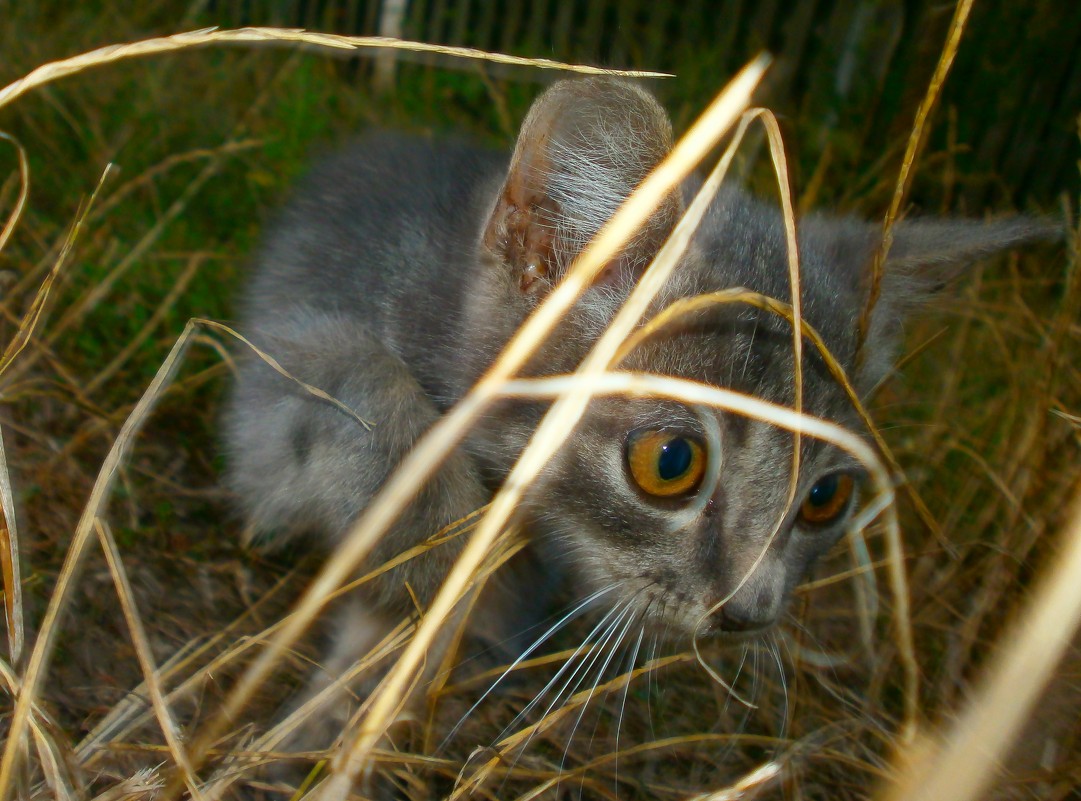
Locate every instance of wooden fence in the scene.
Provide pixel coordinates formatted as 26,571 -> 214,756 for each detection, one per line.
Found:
204,0 -> 1079,209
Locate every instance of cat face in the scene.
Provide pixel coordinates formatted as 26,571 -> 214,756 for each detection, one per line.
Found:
467,77 -> 1049,640
531,406 -> 860,637
521,231 -> 868,638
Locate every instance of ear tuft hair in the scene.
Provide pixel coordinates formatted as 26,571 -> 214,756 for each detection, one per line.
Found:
481,78 -> 683,296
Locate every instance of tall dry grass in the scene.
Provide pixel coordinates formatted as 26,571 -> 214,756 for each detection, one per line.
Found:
0,17 -> 1076,801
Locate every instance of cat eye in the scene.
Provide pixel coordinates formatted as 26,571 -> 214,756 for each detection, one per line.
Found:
625,429 -> 706,498
798,473 -> 855,526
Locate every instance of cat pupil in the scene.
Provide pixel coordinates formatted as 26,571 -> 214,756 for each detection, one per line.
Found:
657,438 -> 692,480
808,474 -> 839,507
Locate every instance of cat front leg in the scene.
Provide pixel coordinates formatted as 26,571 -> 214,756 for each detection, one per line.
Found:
224,310 -> 490,787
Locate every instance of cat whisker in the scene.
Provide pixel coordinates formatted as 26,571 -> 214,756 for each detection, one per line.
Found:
778,613 -> 854,670
495,597 -> 637,792
440,583 -> 620,750
613,612 -> 648,793
497,594 -> 630,745
740,319 -> 760,384
767,631 -> 790,742
559,597 -> 643,772
741,645 -> 764,726
717,642 -> 751,721
777,617 -> 890,737
645,628 -> 660,742
548,599 -> 636,729
588,593 -> 651,748
579,596 -> 644,752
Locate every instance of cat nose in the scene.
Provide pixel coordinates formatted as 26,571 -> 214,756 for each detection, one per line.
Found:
714,604 -> 773,634
707,556 -> 786,635
709,579 -> 781,634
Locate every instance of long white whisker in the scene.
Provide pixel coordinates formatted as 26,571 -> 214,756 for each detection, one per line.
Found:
727,644 -> 759,738
719,643 -> 751,719
557,601 -> 640,781
548,599 -> 633,730
441,583 -> 619,749
613,618 -> 646,793
498,595 -> 628,744
583,602 -> 641,749
778,619 -> 883,734
768,632 -> 790,742
497,598 -> 635,792
646,626 -> 661,741
713,641 -> 753,766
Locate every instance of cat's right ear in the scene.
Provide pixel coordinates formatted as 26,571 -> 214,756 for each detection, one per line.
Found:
856,215 -> 1061,392
481,78 -> 684,297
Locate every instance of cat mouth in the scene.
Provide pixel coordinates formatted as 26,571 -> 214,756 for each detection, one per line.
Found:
637,606 -> 775,644
701,615 -> 777,641
623,580 -> 779,640
581,563 -> 781,641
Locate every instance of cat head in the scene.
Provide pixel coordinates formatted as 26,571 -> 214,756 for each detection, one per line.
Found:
470,78 -> 1054,638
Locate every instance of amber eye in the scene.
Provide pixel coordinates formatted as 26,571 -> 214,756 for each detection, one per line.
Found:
625,430 -> 706,498
798,473 -> 855,526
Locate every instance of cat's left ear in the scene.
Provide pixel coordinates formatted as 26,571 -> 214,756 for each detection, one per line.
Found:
856,216 -> 1061,392
481,78 -> 684,297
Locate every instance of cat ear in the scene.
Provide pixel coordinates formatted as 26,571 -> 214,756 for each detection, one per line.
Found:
481,78 -> 684,296
857,216 -> 1059,392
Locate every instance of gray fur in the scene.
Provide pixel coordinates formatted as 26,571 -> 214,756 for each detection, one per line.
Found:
224,78 -> 1051,757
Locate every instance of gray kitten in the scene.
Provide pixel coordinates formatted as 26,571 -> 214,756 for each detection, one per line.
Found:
224,78 -> 1043,764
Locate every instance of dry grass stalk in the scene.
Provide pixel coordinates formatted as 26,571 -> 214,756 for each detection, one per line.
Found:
0,164 -> 119,796
0,426 -> 22,661
0,161 -> 101,383
882,489 -> 1081,801
83,254 -> 206,394
0,125 -> 27,649
857,0 -> 975,357
0,311 -> 200,797
196,319 -> 373,433
687,760 -> 782,801
72,561 -> 306,771
85,140 -> 263,225
7,158 -> 216,385
0,134 -> 29,258
0,659 -> 78,800
0,27 -> 669,112
87,769 -> 163,801
93,519 -> 204,799
0,134 -> 33,616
